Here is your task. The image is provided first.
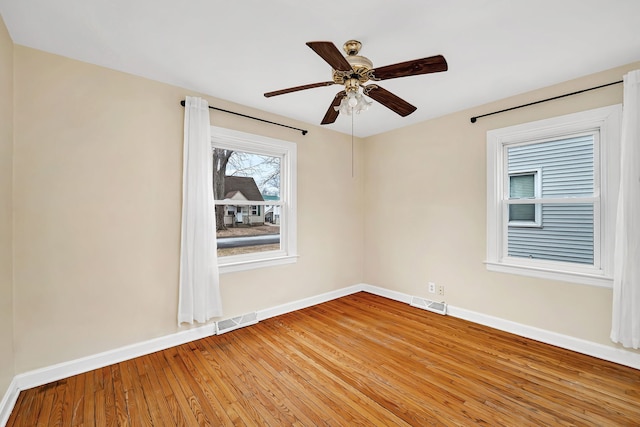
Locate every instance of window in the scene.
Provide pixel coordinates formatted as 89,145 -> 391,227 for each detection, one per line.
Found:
508,169 -> 541,226
486,105 -> 621,287
211,126 -> 297,273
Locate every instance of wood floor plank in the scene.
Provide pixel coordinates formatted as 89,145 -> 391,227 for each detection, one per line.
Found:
237,331 -> 346,426
56,376 -> 74,426
130,357 -> 168,427
340,294 -> 640,422
90,369 -> 107,427
145,352 -> 191,427
69,373 -> 85,426
210,334 -> 354,425
8,292 -> 640,426
222,333 -> 314,425
51,380 -> 69,427
173,344 -> 237,426
230,327 -> 342,427
276,311 -> 458,425
5,391 -> 25,427
338,294 -> 628,425
119,359 -> 154,427
186,340 -> 253,425
6,387 -> 39,427
293,305 -> 502,424
34,381 -> 58,427
254,318 -> 415,426
109,364 -> 129,427
99,366 -> 117,427
204,333 -> 291,426
152,350 -> 207,426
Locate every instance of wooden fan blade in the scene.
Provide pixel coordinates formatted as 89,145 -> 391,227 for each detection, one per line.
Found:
264,81 -> 335,98
306,41 -> 352,71
371,55 -> 448,80
364,85 -> 416,117
321,91 -> 346,125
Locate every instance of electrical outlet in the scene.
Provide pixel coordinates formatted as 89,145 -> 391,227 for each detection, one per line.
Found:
438,285 -> 445,296
428,282 -> 436,294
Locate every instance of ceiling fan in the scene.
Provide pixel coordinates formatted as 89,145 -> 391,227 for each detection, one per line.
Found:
264,40 -> 448,125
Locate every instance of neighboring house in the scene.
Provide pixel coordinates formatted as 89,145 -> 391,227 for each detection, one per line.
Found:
263,194 -> 280,225
507,134 -> 594,264
222,176 -> 265,226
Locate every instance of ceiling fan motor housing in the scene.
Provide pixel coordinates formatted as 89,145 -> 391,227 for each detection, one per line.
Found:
332,60 -> 373,85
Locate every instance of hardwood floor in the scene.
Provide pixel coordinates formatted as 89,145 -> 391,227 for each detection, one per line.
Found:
7,292 -> 640,426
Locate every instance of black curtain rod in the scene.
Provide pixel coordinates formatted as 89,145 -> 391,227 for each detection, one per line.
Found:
180,100 -> 308,135
470,80 -> 623,123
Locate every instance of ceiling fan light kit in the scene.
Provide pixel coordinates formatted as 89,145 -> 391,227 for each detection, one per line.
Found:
335,89 -> 372,115
264,40 -> 448,125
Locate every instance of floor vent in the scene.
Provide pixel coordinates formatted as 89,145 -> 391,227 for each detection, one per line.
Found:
410,297 -> 447,315
216,312 -> 258,335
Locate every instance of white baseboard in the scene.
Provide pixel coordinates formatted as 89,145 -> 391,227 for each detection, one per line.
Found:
361,284 -> 413,304
0,323 -> 214,426
257,284 -> 363,321
0,378 -> 19,427
446,304 -> 640,370
8,285 -> 364,396
14,323 -> 215,393
361,284 -> 640,371
3,283 -> 638,425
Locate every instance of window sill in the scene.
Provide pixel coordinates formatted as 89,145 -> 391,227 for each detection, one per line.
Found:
219,254 -> 298,274
485,261 -> 612,288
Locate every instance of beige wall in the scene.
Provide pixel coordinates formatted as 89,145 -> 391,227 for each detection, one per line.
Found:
364,61 -> 640,351
12,45 -> 364,373
6,39 -> 639,377
0,15 -> 15,395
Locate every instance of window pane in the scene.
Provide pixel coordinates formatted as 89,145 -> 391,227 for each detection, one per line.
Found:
510,174 -> 534,198
509,204 -> 535,222
216,222 -> 281,257
508,203 -> 594,265
218,150 -> 281,200
213,148 -> 282,257
507,135 -> 594,198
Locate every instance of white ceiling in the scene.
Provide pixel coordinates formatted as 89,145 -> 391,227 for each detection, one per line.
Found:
1,0 -> 640,137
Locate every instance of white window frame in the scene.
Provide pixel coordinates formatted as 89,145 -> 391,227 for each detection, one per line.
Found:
486,105 -> 621,287
211,126 -> 298,273
507,168 -> 542,227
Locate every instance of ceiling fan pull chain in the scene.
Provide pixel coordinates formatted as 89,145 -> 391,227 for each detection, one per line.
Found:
351,113 -> 355,178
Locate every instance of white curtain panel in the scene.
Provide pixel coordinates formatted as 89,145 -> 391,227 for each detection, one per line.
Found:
178,96 -> 223,324
611,70 -> 640,349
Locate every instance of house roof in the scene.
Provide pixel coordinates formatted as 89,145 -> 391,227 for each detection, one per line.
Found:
224,176 -> 264,202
